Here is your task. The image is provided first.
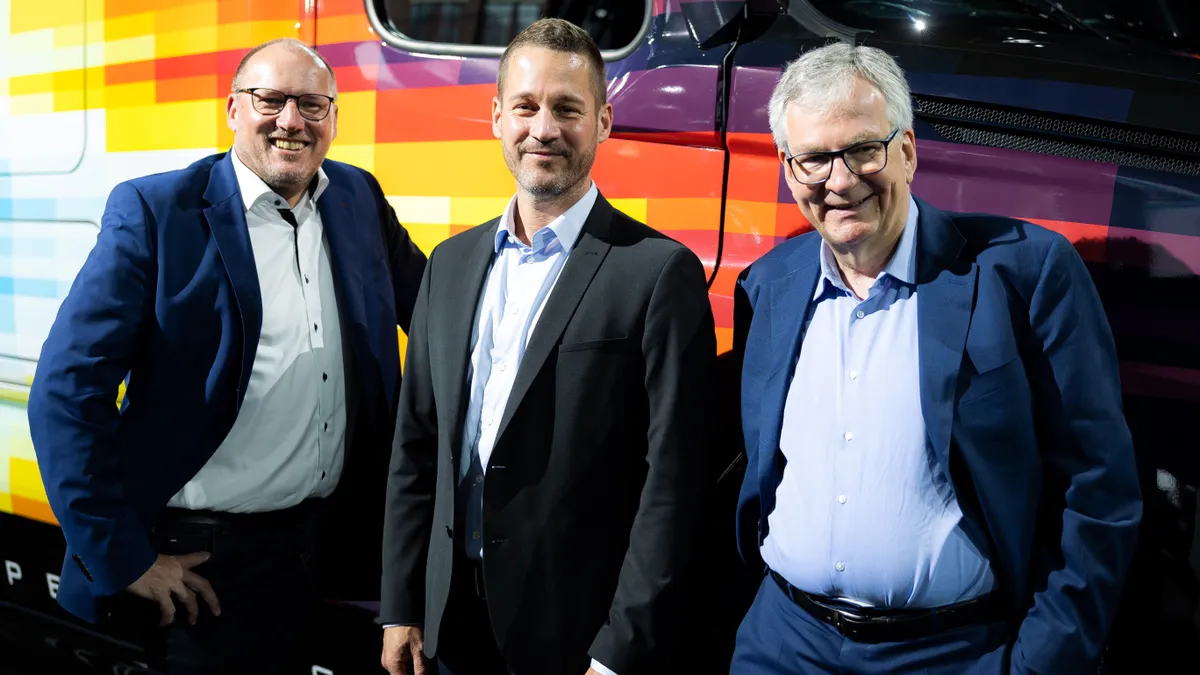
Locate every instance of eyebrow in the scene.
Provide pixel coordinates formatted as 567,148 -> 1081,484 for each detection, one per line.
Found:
793,131 -> 887,155
509,91 -> 587,106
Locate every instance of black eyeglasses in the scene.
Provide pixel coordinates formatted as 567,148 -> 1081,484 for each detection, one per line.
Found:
785,128 -> 900,185
236,88 -> 335,121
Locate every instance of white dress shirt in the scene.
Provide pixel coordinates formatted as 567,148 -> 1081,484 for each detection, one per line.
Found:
761,196 -> 995,608
166,148 -> 347,513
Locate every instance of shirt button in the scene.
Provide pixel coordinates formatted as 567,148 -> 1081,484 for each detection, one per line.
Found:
837,495 -> 847,504
844,431 -> 854,441
508,307 -> 519,316
305,275 -> 309,283
324,422 -> 329,431
849,370 -> 858,380
835,562 -> 846,572
322,372 -> 328,382
313,323 -> 319,332
321,471 -> 326,479
855,310 -> 865,319
485,417 -> 495,427
496,362 -> 506,373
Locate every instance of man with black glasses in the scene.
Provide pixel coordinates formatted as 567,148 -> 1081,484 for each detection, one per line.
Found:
28,37 -> 425,674
731,43 -> 1141,675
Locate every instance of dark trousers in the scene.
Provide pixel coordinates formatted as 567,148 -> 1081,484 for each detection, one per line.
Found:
731,576 -> 1013,675
116,502 -> 323,675
434,548 -> 510,675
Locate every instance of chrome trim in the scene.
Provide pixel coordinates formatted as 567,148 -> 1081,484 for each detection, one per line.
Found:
363,0 -> 652,62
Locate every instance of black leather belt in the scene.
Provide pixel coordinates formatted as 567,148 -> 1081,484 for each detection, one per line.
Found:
768,569 -> 1003,644
156,499 -> 323,532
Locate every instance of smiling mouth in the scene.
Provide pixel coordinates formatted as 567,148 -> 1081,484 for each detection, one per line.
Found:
827,195 -> 872,211
270,138 -> 308,151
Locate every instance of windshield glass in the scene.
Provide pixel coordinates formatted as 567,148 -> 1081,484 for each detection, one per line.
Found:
806,0 -> 1199,55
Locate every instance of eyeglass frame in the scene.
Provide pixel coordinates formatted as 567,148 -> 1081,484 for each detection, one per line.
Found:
234,87 -> 337,122
783,128 -> 901,185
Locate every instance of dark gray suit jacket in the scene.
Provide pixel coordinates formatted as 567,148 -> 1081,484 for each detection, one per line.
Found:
380,194 -> 717,674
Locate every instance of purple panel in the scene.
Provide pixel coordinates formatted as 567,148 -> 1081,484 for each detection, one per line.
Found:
729,66 -> 780,134
607,41 -> 651,76
776,163 -> 792,204
609,65 -> 718,133
320,40 -> 429,68
319,41 -> 382,68
912,139 -> 1117,226
459,57 -> 500,86
382,46 -> 426,65
377,60 -> 463,90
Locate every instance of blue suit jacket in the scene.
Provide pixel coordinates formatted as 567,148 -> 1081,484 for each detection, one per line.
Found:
27,152 -> 426,622
734,197 -> 1142,674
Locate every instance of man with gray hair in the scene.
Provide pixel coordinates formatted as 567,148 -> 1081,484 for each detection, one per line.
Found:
730,42 -> 1140,674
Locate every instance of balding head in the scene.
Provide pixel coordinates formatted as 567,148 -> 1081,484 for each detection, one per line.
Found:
226,38 -> 339,207
232,38 -> 338,98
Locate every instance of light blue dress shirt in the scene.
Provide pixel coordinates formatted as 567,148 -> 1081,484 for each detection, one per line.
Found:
459,183 -> 596,480
760,196 -> 996,609
457,184 -> 617,675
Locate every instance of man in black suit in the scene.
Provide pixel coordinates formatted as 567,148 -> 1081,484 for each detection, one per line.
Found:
379,18 -> 717,675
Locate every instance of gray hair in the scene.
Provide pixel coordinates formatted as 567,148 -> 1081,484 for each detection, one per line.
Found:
767,42 -> 912,150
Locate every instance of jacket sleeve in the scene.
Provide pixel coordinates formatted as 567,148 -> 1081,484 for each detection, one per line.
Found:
379,246 -> 439,625
1011,234 -> 1142,674
732,267 -> 762,567
587,247 -> 717,673
26,181 -> 159,597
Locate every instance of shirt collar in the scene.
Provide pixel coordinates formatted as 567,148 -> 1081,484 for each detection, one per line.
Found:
814,194 -> 920,300
493,182 -> 599,255
229,146 -> 329,213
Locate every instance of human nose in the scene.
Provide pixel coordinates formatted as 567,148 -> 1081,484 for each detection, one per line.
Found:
275,98 -> 305,132
529,107 -> 561,143
823,154 -> 860,194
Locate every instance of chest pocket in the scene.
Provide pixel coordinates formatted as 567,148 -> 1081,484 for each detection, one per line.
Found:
961,320 -> 1023,404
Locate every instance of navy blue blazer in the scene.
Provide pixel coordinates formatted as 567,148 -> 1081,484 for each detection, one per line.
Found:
734,197 -> 1141,674
27,152 -> 426,622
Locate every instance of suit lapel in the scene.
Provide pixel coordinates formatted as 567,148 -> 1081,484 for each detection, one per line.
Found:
758,248 -> 821,501
444,224 -> 503,470
492,197 -> 614,447
914,197 -> 977,471
203,154 -> 261,407
318,182 -> 367,332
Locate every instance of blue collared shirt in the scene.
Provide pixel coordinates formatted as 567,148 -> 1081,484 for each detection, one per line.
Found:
760,196 -> 996,608
458,184 -> 617,675
460,183 -> 598,480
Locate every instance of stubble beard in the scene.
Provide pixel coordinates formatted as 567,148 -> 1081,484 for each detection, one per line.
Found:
506,143 -> 596,203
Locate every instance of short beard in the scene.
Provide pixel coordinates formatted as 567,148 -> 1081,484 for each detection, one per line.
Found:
261,165 -> 311,196
507,144 -> 596,202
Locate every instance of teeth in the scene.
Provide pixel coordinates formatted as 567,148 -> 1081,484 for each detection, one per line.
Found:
272,139 -> 305,150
